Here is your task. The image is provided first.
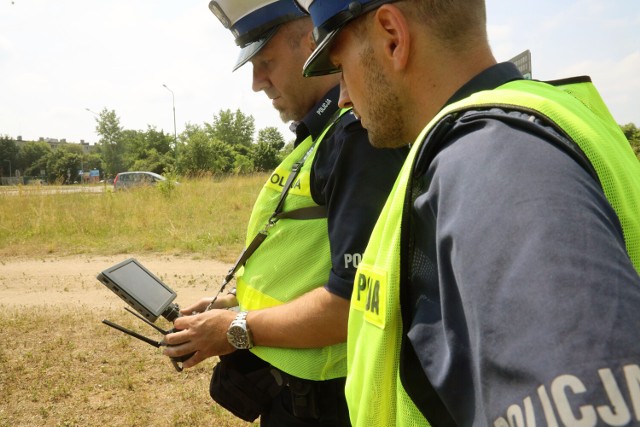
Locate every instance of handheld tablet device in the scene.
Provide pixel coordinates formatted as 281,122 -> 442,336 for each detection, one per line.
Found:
97,258 -> 179,322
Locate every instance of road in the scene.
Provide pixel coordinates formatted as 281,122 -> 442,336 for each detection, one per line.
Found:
0,184 -> 108,196
0,254 -> 231,308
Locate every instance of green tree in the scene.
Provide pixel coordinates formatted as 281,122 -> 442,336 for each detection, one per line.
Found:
251,127 -> 285,172
145,126 -> 173,155
17,141 -> 51,177
0,136 -> 18,178
233,153 -> 254,174
85,153 -> 103,172
130,150 -> 172,174
251,142 -> 279,172
46,144 -> 82,183
620,123 -> 640,160
256,126 -> 285,151
122,126 -> 174,171
180,124 -> 213,175
279,140 -> 295,161
210,140 -> 237,174
180,123 -> 238,175
95,108 -> 125,178
121,129 -> 145,170
205,109 -> 255,147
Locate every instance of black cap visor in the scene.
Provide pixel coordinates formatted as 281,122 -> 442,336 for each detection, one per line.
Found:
302,0 -> 401,77
302,26 -> 344,77
233,26 -> 279,71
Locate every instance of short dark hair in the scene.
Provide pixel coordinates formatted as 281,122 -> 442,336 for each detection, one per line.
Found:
401,0 -> 488,50
351,0 -> 488,52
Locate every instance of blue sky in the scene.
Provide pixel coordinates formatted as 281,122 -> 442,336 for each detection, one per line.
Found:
0,0 -> 638,144
486,0 -> 640,126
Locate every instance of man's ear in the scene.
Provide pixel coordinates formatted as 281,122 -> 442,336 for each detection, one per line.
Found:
373,4 -> 410,71
304,29 -> 317,54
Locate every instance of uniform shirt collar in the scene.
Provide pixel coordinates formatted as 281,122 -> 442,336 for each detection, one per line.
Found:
292,85 -> 341,145
445,62 -> 523,107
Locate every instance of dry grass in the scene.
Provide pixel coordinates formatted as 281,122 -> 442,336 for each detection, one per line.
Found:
0,306 -> 255,427
0,174 -> 269,426
0,174 -> 268,262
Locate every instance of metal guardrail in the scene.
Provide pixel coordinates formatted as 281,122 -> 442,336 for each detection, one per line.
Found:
0,177 -> 25,186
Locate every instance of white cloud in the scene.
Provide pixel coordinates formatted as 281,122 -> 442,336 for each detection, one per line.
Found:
487,24 -> 516,61
0,33 -> 14,61
0,0 -> 292,143
486,0 -> 640,124
1,0 -> 639,144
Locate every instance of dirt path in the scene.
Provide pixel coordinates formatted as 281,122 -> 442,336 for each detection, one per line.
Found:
0,254 -> 232,309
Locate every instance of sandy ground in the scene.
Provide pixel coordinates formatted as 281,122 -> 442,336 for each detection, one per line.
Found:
0,254 -> 232,309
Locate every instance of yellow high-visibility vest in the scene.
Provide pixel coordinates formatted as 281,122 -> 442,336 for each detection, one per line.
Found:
237,109 -> 351,381
347,77 -> 640,427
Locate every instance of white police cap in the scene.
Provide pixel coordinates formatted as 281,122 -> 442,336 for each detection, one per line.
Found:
296,0 -> 397,77
209,0 -> 306,71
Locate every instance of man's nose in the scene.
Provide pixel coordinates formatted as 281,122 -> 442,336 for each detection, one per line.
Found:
252,67 -> 269,93
338,75 -> 353,109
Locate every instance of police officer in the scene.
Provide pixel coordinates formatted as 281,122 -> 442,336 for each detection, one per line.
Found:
298,1 -> 640,426
163,1 -> 408,426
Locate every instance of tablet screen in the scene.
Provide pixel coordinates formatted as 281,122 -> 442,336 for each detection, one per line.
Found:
105,260 -> 175,316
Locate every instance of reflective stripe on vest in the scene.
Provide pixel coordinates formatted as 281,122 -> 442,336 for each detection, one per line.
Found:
237,108 -> 350,381
346,78 -> 640,427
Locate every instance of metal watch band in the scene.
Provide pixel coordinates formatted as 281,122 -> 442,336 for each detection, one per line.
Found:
227,310 -> 253,349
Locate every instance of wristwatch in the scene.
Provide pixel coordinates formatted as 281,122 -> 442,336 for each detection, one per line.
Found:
226,311 -> 253,349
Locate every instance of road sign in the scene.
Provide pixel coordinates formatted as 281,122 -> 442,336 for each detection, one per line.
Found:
509,50 -> 532,79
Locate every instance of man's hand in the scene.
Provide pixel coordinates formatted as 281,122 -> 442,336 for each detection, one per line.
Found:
162,308 -> 237,369
164,287 -> 349,369
179,294 -> 238,315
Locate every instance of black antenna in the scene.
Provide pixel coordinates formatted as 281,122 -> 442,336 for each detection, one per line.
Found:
102,308 -> 193,372
102,319 -> 163,348
124,307 -> 171,334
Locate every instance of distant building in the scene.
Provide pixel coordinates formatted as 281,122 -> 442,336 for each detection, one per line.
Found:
2,136 -> 99,184
13,136 -> 99,154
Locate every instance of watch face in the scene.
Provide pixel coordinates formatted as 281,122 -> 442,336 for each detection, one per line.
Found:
227,325 -> 251,349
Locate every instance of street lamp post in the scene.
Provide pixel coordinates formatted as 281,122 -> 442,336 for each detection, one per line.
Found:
85,107 -> 99,117
162,84 -> 178,161
83,108 -> 101,183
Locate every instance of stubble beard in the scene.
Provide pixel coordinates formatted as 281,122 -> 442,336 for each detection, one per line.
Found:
278,108 -> 302,124
275,98 -> 306,124
360,46 -> 408,149
277,108 -> 292,123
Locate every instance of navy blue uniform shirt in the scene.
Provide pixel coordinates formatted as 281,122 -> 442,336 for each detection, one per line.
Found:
402,63 -> 640,426
293,85 -> 408,300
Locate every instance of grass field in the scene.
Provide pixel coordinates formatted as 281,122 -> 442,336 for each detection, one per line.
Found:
0,307 -> 252,427
0,175 -> 269,427
0,175 -> 267,261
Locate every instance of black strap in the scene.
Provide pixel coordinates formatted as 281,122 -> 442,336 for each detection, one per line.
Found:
206,136 -> 326,310
227,144 -> 316,280
275,205 -> 327,220
272,158 -> 307,218
223,230 -> 269,287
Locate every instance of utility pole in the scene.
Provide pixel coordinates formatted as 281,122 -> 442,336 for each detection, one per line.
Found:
162,84 -> 178,162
